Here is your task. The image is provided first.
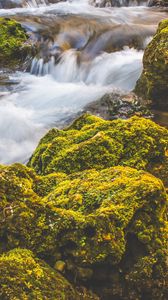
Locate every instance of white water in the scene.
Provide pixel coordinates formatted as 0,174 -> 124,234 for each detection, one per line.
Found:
0,0 -> 167,164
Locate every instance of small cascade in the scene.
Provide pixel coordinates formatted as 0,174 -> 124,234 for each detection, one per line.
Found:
26,0 -> 48,7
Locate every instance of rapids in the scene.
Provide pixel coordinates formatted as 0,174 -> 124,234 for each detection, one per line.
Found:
0,0 -> 167,164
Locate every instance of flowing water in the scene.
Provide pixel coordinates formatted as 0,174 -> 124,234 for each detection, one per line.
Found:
0,0 -> 167,164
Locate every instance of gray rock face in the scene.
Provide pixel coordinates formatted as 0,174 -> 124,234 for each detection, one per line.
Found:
89,0 -> 146,7
148,0 -> 168,6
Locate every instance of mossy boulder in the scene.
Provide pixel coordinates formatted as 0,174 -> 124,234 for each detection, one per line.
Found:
135,19 -> 168,109
0,248 -> 77,300
0,18 -> 32,68
28,114 -> 168,175
0,162 -> 167,299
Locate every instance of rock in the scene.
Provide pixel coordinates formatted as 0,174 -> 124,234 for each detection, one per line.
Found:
28,114 -> 168,174
148,0 -> 168,7
0,248 -> 77,299
0,162 -> 167,299
89,0 -> 146,7
83,92 -> 152,121
135,19 -> 168,110
0,112 -> 168,299
76,267 -> 93,281
55,260 -> 66,272
0,18 -> 33,69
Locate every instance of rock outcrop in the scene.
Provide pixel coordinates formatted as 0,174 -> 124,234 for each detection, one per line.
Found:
135,19 -> 168,110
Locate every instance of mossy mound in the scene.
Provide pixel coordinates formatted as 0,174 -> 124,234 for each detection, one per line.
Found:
0,162 -> 167,299
28,114 -> 168,175
0,248 -> 77,300
0,18 -> 31,68
135,19 -> 168,109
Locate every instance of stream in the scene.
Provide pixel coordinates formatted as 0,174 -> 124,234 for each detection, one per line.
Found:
0,0 -> 167,164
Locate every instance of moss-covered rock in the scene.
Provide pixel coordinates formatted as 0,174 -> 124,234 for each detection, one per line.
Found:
28,114 -> 168,175
135,19 -> 168,109
0,162 -> 167,299
0,18 -> 32,68
0,248 -> 78,300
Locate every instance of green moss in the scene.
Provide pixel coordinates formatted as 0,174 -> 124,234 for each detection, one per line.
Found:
0,248 -> 77,300
28,114 -> 168,175
0,18 -> 31,68
135,19 -> 168,109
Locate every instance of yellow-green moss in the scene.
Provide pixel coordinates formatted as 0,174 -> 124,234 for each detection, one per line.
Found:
0,248 -> 77,300
28,114 -> 168,175
0,18 -> 31,67
135,19 -> 168,109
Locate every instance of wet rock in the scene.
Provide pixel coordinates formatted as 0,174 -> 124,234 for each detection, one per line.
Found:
148,0 -> 168,6
90,0 -> 146,7
83,92 -> 152,121
0,0 -> 26,8
135,19 -> 168,110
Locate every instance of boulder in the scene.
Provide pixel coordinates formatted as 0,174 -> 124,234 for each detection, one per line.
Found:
0,18 -> 33,69
148,0 -> 168,6
28,114 -> 168,174
0,115 -> 168,299
83,92 -> 152,120
0,162 -> 167,299
135,20 -> 168,110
